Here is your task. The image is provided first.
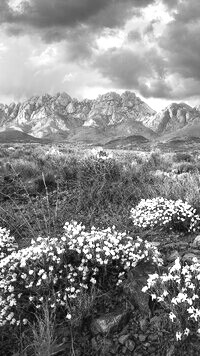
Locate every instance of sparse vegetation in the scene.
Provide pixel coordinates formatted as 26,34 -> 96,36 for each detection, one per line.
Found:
1,143 -> 200,355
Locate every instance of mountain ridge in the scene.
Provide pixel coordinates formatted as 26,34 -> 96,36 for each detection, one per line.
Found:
0,91 -> 156,143
1,91 -> 200,144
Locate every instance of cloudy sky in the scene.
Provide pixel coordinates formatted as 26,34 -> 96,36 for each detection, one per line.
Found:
0,0 -> 199,111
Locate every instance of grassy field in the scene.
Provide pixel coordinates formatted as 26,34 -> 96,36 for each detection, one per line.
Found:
1,142 -> 200,355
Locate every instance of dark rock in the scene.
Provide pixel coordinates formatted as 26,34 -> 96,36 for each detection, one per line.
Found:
150,315 -> 162,330
91,310 -> 131,335
125,339 -> 136,352
192,235 -> 200,247
182,253 -> 200,263
148,345 -> 157,353
151,241 -> 161,247
139,317 -> 149,332
148,334 -> 158,342
123,261 -> 157,315
122,346 -> 127,354
118,334 -> 129,345
91,337 -> 98,350
143,342 -> 151,348
138,334 -> 147,342
187,248 -> 200,254
101,339 -> 113,355
167,250 -> 180,262
118,324 -> 129,336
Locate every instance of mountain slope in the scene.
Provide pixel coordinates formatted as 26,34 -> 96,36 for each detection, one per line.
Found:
0,129 -> 46,143
160,123 -> 200,142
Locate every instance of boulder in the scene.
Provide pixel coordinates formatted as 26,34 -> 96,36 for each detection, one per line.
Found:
91,309 -> 131,335
123,261 -> 157,316
192,235 -> 200,247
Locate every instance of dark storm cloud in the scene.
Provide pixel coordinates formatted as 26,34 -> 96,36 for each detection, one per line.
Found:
94,49 -> 150,89
0,0 -> 157,63
1,0 -> 155,31
140,79 -> 172,99
93,47 -> 167,95
65,27 -> 98,62
161,0 -> 180,9
174,0 -> 200,24
158,0 -> 200,97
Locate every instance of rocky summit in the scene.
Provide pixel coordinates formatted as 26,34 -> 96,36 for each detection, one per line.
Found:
142,103 -> 200,136
1,92 -> 200,144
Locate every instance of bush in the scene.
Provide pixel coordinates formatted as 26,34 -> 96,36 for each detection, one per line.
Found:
11,159 -> 40,179
34,173 -> 57,193
142,257 -> 200,342
172,162 -> 197,174
173,153 -> 194,163
62,157 -> 78,181
130,197 -> 200,232
0,222 -> 162,328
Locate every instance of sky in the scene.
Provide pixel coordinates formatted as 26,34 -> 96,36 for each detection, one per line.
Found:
0,0 -> 200,111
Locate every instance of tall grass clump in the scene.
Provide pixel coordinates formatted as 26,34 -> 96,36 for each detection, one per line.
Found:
0,147 -> 163,242
28,303 -> 57,356
153,172 -> 200,210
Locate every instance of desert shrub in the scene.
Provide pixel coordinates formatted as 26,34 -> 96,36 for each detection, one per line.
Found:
130,197 -> 200,232
0,148 -> 10,159
149,150 -> 162,166
143,257 -> 200,343
0,222 -> 162,328
79,155 -> 121,183
172,162 -> 197,174
140,153 -> 160,172
173,152 -> 194,163
8,148 -> 26,160
34,173 -> 57,193
11,159 -> 40,179
61,157 -> 79,181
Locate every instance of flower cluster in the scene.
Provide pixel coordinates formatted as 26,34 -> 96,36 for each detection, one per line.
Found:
142,257 -> 200,341
64,222 -> 163,286
130,197 -> 200,232
0,227 -> 17,260
90,147 -> 113,160
0,222 -> 162,327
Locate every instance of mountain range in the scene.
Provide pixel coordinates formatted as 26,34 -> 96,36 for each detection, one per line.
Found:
1,91 -> 200,146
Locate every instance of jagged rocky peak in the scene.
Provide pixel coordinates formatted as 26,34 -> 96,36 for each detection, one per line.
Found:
91,90 -> 155,114
143,102 -> 200,135
82,91 -> 156,129
0,90 -> 157,140
121,91 -> 138,107
54,92 -> 72,106
96,92 -> 121,103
